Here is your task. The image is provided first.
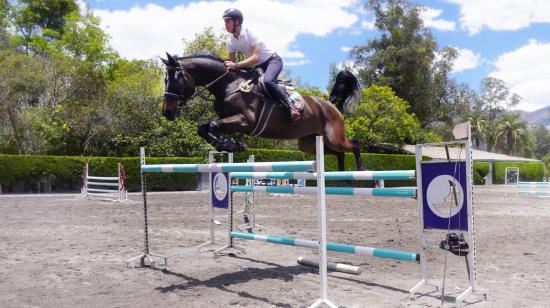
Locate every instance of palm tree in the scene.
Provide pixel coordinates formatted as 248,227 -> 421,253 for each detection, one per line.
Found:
494,113 -> 533,156
465,113 -> 486,149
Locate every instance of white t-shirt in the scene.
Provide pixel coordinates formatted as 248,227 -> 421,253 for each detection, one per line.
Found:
226,26 -> 277,64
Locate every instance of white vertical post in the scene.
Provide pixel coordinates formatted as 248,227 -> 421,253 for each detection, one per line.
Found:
117,163 -> 122,201
140,148 -> 149,255
310,136 -> 337,308
247,155 -> 254,227
465,122 -> 476,289
317,136 -> 328,302
410,145 -> 428,296
82,163 -> 89,198
208,151 -> 215,245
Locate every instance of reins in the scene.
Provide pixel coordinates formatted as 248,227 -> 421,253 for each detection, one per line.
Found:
165,59 -> 254,107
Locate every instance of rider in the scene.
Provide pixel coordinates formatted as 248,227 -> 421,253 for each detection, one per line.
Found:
222,8 -> 301,121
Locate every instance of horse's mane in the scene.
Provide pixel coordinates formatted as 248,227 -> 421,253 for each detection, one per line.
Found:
178,51 -> 260,80
178,52 -> 225,63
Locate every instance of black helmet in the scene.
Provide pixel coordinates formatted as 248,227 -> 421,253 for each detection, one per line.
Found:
223,8 -> 243,24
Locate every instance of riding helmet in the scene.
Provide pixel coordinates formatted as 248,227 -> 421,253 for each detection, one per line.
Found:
223,8 -> 243,24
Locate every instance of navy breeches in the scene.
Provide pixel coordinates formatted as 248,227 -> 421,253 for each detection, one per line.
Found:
258,55 -> 287,102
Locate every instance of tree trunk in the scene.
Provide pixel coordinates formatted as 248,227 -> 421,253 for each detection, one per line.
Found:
6,107 -> 24,154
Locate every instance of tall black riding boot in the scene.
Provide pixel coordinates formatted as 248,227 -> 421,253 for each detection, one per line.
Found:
279,96 -> 301,121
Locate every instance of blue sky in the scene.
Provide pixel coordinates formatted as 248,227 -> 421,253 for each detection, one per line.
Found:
82,0 -> 550,112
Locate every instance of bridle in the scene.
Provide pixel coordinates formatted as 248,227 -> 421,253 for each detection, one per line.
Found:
164,61 -> 230,108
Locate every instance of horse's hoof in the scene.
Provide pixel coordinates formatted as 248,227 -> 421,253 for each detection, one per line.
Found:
216,141 -> 236,152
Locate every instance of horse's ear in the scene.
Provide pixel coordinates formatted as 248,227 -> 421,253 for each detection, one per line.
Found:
159,56 -> 170,66
166,52 -> 177,65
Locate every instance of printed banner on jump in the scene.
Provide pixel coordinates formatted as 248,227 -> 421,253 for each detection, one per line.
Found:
211,172 -> 229,209
421,161 -> 468,231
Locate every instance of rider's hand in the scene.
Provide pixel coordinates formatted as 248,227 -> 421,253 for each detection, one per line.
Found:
224,61 -> 239,70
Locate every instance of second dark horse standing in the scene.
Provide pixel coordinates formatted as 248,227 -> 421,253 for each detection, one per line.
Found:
161,53 -> 363,171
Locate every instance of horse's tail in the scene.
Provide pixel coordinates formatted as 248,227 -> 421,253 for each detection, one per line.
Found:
328,70 -> 361,114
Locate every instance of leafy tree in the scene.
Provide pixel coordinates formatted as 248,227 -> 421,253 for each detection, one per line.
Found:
351,0 -> 438,126
55,12 -> 115,65
10,0 -> 79,54
531,123 -> 550,160
0,51 -> 47,154
544,152 -> 550,177
345,85 -> 439,149
476,77 -> 519,122
431,47 -> 459,123
0,0 -> 9,49
476,77 -> 522,151
182,26 -> 227,57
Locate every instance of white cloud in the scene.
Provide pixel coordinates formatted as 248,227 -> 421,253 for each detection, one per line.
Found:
93,0 -> 358,63
451,47 -> 482,73
286,59 -> 310,66
337,60 -> 360,76
76,0 -> 87,13
360,19 -> 375,30
490,40 -> 550,111
447,0 -> 550,35
340,46 -> 352,53
419,7 -> 456,31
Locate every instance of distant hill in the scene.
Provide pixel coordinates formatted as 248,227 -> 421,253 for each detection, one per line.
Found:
518,105 -> 550,128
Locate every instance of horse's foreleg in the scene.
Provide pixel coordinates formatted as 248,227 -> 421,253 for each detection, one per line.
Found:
197,122 -> 221,148
209,114 -> 250,152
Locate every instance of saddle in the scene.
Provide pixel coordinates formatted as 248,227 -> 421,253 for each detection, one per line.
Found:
238,68 -> 301,99
236,69 -> 305,136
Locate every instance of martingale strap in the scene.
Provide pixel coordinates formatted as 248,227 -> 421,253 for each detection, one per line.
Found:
250,98 -> 274,137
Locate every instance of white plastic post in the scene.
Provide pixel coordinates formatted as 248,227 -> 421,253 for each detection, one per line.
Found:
309,135 -> 337,308
117,163 -> 122,201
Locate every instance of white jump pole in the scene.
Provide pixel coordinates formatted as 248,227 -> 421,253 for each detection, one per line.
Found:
310,135 -> 337,308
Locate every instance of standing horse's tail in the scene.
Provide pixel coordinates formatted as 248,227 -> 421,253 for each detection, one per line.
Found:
328,70 -> 361,114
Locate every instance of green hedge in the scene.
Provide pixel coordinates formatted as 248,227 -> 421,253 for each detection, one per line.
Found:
0,155 -> 204,193
493,161 -> 545,184
473,161 -> 490,185
2,149 -> 502,193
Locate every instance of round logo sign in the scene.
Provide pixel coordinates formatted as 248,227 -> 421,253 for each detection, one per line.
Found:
212,172 -> 228,201
426,174 -> 464,218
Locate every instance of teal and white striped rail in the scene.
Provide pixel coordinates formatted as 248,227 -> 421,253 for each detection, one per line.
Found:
519,191 -> 550,195
518,182 -> 550,188
518,182 -> 550,185
230,170 -> 415,181
141,161 -> 315,173
231,231 -> 419,262
231,185 -> 416,198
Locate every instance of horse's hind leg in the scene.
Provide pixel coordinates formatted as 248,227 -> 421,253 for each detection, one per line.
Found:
298,135 -> 350,171
323,126 -> 363,171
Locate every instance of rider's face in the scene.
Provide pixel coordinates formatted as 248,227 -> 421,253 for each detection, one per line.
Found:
224,19 -> 234,33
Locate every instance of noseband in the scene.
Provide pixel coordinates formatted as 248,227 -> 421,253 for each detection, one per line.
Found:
164,62 -> 196,108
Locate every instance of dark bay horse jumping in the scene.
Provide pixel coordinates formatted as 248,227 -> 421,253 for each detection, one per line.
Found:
161,52 -> 363,171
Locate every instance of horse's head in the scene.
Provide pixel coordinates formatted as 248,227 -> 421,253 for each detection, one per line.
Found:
160,52 -> 196,120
